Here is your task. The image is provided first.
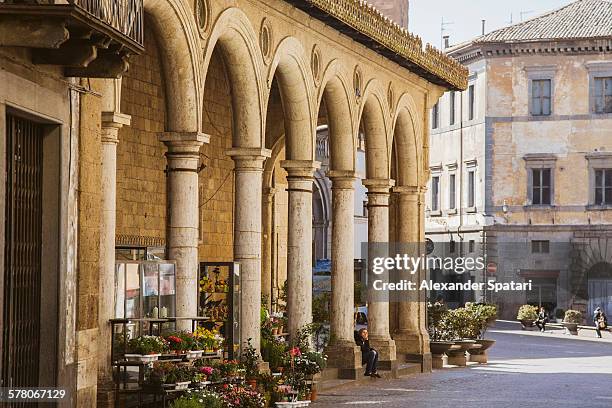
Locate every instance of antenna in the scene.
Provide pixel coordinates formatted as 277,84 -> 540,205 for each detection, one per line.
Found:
440,16 -> 454,49
506,12 -> 513,25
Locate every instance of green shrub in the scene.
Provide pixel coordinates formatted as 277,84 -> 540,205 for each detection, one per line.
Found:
564,309 -> 582,324
517,305 -> 538,321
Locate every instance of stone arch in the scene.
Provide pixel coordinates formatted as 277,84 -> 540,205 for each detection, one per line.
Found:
266,37 -> 315,161
358,79 -> 391,180
391,92 -> 422,187
317,59 -> 356,171
203,8 -> 265,147
144,0 -> 202,133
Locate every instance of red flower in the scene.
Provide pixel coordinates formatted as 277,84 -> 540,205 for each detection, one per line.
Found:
289,347 -> 301,357
167,336 -> 182,343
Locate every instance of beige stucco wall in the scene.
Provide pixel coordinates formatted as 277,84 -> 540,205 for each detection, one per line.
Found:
487,53 -> 612,225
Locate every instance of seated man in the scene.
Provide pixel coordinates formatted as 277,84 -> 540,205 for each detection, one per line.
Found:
355,328 -> 381,378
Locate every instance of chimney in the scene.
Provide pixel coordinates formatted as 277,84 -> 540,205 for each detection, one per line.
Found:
443,35 -> 450,49
481,19 -> 486,35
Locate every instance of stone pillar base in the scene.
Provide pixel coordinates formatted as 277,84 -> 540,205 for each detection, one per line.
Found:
96,382 -> 115,408
468,351 -> 488,364
325,343 -> 362,379
431,354 -> 444,369
369,337 -> 397,371
393,331 -> 426,354
446,352 -> 467,366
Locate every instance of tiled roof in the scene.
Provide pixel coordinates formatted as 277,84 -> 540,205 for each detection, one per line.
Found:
477,0 -> 612,43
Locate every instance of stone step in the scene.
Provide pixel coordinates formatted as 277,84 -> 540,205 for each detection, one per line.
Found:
396,362 -> 421,377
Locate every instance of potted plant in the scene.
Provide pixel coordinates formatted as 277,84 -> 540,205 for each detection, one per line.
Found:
427,302 -> 455,368
171,390 -> 224,408
220,384 -> 266,408
465,303 -> 497,363
165,333 -> 189,356
242,338 -> 260,388
125,335 -> 166,362
147,362 -> 191,390
563,310 -> 582,335
517,304 -> 538,329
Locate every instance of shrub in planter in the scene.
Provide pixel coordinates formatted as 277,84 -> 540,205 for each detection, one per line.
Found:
466,303 -> 498,339
295,351 -> 327,377
439,308 -> 475,340
427,302 -> 449,341
564,310 -> 582,324
148,362 -> 191,386
262,337 -> 289,371
517,305 -> 538,322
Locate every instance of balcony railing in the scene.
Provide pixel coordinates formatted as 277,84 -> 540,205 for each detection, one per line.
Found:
2,0 -> 143,47
70,0 -> 143,46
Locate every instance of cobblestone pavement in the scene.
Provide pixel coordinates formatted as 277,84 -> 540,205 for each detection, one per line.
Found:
314,322 -> 612,408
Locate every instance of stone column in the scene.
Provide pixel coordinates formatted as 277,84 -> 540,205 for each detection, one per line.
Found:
162,132 -> 207,330
281,160 -> 320,338
362,178 -> 396,370
97,112 -> 130,405
262,187 -> 275,311
226,147 -> 271,353
392,185 -> 431,371
325,170 -> 361,378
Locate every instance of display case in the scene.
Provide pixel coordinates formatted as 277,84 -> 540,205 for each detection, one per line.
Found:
115,261 -> 177,336
198,262 -> 241,359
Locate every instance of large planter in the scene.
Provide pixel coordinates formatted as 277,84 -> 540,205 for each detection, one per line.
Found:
163,381 -> 191,391
429,341 -> 454,369
467,339 -> 495,364
519,319 -> 535,330
563,322 -> 579,335
186,350 -> 204,359
446,340 -> 475,366
124,353 -> 160,363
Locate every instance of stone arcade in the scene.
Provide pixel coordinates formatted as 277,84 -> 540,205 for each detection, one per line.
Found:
0,0 -> 467,406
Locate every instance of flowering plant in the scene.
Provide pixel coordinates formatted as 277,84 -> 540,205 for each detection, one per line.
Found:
171,389 -> 224,408
220,384 -> 265,408
295,351 -> 327,376
193,327 -> 223,351
127,335 -> 167,355
148,362 -> 191,385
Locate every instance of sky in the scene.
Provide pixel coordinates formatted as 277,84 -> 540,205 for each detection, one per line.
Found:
409,0 -> 574,48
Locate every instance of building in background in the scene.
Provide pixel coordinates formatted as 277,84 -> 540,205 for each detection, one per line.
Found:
426,0 -> 612,320
368,0 -> 409,27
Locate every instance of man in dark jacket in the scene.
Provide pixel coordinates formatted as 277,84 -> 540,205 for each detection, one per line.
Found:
594,307 -> 608,338
356,328 -> 381,377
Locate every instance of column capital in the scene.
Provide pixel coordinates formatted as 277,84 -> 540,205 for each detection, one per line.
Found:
161,131 -> 210,145
226,147 -> 271,169
280,160 -> 321,179
362,178 -> 395,194
327,170 -> 357,189
393,185 -> 419,195
101,111 -> 131,144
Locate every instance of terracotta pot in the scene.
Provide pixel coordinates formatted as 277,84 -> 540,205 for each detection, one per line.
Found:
310,388 -> 317,401
520,319 -> 535,329
247,378 -> 258,389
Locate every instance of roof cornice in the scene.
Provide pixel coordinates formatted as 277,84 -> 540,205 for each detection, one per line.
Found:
285,0 -> 468,91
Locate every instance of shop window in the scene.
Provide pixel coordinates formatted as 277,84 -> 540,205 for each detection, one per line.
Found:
532,240 -> 550,254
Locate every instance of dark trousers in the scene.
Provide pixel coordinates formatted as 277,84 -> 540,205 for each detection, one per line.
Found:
595,324 -> 603,338
536,320 -> 546,331
364,350 -> 378,374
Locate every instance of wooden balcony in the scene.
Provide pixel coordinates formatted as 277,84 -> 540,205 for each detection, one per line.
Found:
0,0 -> 144,78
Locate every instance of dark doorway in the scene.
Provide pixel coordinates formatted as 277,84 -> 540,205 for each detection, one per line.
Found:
2,113 -> 44,387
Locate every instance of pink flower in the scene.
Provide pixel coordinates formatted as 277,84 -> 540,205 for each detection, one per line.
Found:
200,366 -> 213,375
289,347 -> 301,357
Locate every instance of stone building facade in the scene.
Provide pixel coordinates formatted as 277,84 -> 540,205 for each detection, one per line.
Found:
0,0 -> 466,406
426,0 -> 612,320
368,0 -> 409,28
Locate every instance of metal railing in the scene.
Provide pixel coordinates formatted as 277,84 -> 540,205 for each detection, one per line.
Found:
71,0 -> 143,45
2,0 -> 144,46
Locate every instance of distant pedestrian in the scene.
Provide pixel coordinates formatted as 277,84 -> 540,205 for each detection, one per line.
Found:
594,307 -> 608,338
535,307 -> 548,332
356,328 -> 381,378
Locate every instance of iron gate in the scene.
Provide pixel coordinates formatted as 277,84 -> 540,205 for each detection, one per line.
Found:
2,113 -> 43,388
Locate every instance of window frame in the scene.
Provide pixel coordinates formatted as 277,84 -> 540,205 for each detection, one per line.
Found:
530,79 -> 552,116
468,84 -> 475,121
587,62 -> 612,115
525,65 -> 556,118
449,173 -> 456,211
586,152 -> 612,208
524,154 -> 556,207
593,76 -> 612,114
432,102 -> 439,129
449,91 -> 455,125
